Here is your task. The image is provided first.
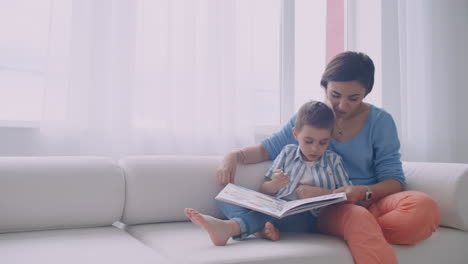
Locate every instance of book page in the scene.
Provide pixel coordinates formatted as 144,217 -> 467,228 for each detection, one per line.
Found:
215,183 -> 287,216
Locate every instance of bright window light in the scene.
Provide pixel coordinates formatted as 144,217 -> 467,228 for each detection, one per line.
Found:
295,0 -> 327,111
0,0 -> 51,123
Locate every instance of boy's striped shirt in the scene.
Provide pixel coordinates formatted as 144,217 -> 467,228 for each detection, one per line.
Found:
265,144 -> 352,201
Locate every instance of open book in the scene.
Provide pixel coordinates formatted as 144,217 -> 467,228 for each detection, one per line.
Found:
215,183 -> 347,219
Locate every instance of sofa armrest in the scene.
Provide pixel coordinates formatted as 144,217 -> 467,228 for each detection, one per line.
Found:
403,161 -> 468,231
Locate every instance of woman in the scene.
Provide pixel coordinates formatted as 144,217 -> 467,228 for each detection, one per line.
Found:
217,51 -> 440,264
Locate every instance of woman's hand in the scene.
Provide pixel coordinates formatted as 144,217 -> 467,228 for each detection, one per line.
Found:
333,185 -> 367,204
295,184 -> 332,199
217,152 -> 238,185
217,145 -> 270,185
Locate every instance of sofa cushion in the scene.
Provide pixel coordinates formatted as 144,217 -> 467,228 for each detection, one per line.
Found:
120,156 -> 272,225
0,157 -> 125,233
403,161 -> 468,231
0,226 -> 170,264
126,222 -> 354,264
126,223 -> 467,264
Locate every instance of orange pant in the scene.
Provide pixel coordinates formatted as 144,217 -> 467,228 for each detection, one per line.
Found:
317,191 -> 440,264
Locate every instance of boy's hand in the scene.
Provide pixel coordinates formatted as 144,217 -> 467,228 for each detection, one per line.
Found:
270,169 -> 290,190
259,169 -> 290,195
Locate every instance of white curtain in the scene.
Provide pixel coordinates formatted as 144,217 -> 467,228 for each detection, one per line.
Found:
36,0 -> 280,158
383,0 -> 468,163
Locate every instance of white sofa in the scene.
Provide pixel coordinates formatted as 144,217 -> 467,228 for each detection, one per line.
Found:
0,157 -> 170,264
1,156 -> 467,264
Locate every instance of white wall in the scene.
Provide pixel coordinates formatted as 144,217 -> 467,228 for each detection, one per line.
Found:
349,0 -> 468,163
380,0 -> 468,163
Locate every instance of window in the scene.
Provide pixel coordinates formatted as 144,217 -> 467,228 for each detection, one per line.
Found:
0,0 -> 340,132
294,0 -> 328,111
0,0 -> 71,127
0,1 -> 51,125
133,0 -> 282,132
255,0 -> 330,141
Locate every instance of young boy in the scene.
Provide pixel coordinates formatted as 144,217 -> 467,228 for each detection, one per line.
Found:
185,101 -> 352,246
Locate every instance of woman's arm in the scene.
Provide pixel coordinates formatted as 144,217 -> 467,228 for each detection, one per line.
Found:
343,111 -> 405,202
368,179 -> 402,200
217,115 -> 298,185
217,145 -> 269,185
236,145 -> 270,164
372,111 -> 406,186
333,179 -> 402,204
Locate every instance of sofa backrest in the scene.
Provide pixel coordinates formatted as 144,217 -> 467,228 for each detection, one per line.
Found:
120,156 -> 468,232
119,156 -> 272,225
0,157 -> 125,233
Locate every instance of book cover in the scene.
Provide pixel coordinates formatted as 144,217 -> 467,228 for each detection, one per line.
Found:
215,183 -> 347,219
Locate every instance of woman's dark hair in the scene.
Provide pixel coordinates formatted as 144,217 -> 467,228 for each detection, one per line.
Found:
295,101 -> 334,132
320,51 -> 375,95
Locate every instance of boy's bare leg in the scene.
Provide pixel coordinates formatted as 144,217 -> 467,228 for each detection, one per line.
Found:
184,208 -> 241,246
254,222 -> 280,241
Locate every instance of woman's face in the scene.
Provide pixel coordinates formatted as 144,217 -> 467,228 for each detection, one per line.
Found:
325,80 -> 367,119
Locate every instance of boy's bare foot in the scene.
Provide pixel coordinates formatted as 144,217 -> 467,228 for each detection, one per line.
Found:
184,208 -> 240,246
254,222 -> 280,241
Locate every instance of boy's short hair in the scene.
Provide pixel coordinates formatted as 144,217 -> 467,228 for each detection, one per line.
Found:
320,51 -> 375,95
295,101 -> 335,132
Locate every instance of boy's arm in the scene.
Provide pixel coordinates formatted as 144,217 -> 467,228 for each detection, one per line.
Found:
260,146 -> 290,195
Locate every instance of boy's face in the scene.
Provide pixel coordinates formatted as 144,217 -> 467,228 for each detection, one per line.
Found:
293,125 -> 331,161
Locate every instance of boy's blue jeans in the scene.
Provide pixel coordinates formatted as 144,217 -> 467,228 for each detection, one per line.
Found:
216,200 -> 317,240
